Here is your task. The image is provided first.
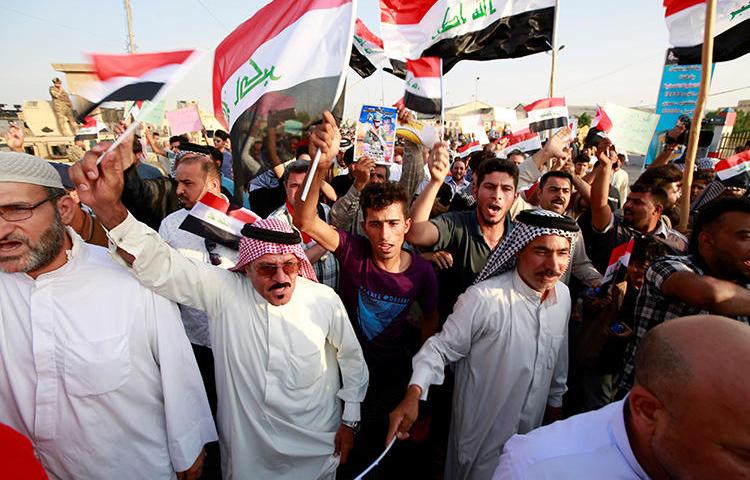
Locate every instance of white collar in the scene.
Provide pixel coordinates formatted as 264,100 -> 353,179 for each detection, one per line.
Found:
511,269 -> 558,307
609,397 -> 651,479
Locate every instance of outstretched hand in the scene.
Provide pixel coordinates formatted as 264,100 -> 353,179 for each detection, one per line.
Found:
386,385 -> 422,446
428,142 -> 451,183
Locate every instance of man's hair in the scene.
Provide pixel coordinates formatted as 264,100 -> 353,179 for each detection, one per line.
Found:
693,169 -> 714,184
617,153 -> 626,162
507,149 -> 525,159
467,150 -> 490,173
206,146 -> 223,166
281,160 -> 310,185
476,157 -> 519,189
360,182 -> 409,219
213,129 -> 229,141
373,163 -> 390,181
45,186 -> 67,200
691,197 -> 750,253
343,146 -> 355,165
174,153 -> 221,183
132,136 -> 143,155
637,164 -> 682,186
574,153 -> 590,164
630,182 -> 669,209
634,326 -> 692,405
539,170 -> 573,189
169,134 -> 188,145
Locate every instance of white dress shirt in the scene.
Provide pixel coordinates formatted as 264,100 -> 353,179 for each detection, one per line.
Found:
107,213 -> 369,480
493,398 -> 650,479
158,208 -> 237,347
410,269 -> 571,480
0,229 -> 217,479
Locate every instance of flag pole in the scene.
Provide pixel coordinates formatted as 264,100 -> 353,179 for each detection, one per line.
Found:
440,58 -> 445,142
548,0 -> 560,97
301,0 -> 358,202
678,0 -> 716,232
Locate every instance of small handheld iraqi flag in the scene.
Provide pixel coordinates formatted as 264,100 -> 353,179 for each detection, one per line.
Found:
403,57 -> 443,115
591,104 -> 613,133
179,192 -> 261,250
75,50 -> 199,122
456,140 -> 482,158
523,97 -> 569,133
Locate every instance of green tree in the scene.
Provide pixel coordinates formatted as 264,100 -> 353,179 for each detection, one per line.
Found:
578,112 -> 592,127
734,110 -> 750,133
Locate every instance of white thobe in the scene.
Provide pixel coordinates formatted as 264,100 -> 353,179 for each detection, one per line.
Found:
0,229 -> 217,480
107,213 -> 369,480
493,399 -> 650,479
410,270 -> 571,480
158,208 -> 237,347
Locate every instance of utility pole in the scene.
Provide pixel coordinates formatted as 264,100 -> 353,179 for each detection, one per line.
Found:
548,0 -> 560,97
474,77 -> 479,103
124,0 -> 137,53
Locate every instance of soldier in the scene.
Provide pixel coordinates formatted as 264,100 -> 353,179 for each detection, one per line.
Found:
49,77 -> 79,136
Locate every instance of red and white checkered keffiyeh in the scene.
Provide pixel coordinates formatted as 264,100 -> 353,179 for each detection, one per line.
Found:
229,218 -> 318,282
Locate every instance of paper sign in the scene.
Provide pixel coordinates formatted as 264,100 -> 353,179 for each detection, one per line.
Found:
166,105 -> 203,136
459,115 -> 489,145
355,105 -> 397,165
602,103 -> 660,155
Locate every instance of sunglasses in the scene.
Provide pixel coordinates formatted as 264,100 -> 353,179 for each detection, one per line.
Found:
253,261 -> 300,278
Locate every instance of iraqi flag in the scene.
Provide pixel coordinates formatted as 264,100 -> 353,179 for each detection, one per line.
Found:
380,0 -> 555,73
404,57 -> 443,115
457,140 -> 482,158
602,238 -> 635,285
498,129 -> 542,157
75,116 -> 108,140
591,104 -> 613,133
351,18 -> 407,79
523,97 -> 569,133
179,192 -> 261,250
665,0 -> 750,64
213,0 -> 354,191
75,50 -> 198,122
715,149 -> 750,183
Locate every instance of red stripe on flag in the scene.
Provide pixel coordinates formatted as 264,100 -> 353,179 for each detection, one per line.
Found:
199,192 -> 230,213
523,97 -> 567,112
715,150 -> 750,171
228,208 -> 260,224
91,50 -> 194,81
506,130 -> 538,145
380,0 -> 437,25
663,0 -> 704,17
356,18 -> 384,49
213,0 -> 350,127
406,57 -> 441,78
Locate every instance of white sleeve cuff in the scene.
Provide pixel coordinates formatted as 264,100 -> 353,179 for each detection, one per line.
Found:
342,402 -> 361,422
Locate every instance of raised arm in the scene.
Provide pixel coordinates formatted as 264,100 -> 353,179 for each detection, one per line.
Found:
405,142 -> 450,248
292,112 -> 342,253
590,139 -> 616,232
329,156 -> 374,230
70,142 -> 230,313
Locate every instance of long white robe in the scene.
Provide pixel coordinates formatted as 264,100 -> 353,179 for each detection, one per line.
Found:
0,229 -> 217,479
410,270 -> 570,480
107,213 -> 369,480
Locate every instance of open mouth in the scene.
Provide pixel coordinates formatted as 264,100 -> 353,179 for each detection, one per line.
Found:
0,241 -> 24,254
488,204 -> 502,215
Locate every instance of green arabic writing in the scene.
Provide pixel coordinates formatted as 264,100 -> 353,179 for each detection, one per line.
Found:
433,1 -> 496,39
730,1 -> 750,20
234,59 -> 281,107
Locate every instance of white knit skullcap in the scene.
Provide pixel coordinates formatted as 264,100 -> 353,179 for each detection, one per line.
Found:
0,152 -> 64,189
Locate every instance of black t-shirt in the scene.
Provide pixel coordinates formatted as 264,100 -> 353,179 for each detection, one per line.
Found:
330,173 -> 354,199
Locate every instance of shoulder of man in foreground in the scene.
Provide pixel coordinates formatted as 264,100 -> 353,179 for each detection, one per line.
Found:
494,401 -> 626,479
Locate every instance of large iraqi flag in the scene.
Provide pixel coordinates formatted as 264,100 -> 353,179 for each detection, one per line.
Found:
351,18 -> 407,79
380,0 -> 555,72
213,0 -> 355,188
665,0 -> 750,64
75,50 -> 198,122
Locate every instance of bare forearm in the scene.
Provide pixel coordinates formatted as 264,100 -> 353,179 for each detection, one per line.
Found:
590,165 -> 613,231
665,274 -> 750,315
572,175 -> 591,203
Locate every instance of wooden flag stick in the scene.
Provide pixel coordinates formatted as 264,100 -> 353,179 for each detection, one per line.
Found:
678,0 -> 716,231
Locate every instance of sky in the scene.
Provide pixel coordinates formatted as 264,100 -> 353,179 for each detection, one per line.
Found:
3,0 -> 750,120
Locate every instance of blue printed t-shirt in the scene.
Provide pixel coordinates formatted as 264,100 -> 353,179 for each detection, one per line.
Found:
334,230 -> 438,387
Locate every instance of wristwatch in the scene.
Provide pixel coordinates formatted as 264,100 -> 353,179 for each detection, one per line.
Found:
341,420 -> 361,433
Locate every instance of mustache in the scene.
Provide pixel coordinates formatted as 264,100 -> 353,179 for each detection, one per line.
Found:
269,282 -> 291,290
537,269 -> 563,277
0,232 -> 30,245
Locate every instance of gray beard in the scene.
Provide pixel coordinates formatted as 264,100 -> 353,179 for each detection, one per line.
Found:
0,212 -> 66,274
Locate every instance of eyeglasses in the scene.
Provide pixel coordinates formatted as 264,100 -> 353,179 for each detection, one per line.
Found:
253,260 -> 300,278
0,194 -> 60,222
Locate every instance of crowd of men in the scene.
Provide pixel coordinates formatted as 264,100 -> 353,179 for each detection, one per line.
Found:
1,106 -> 749,480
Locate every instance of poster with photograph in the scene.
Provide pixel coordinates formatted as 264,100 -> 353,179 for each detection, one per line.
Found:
355,105 -> 397,165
